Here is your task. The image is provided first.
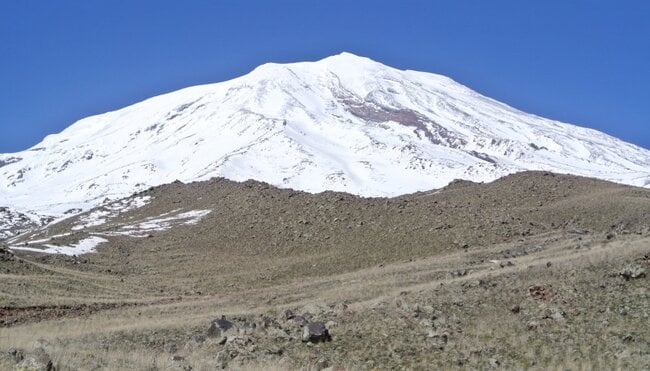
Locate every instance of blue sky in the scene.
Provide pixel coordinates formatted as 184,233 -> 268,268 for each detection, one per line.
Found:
1,1 -> 649,152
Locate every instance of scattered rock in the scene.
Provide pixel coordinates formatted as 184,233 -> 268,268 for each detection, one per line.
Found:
290,315 -> 308,326
527,321 -> 540,331
427,331 -> 449,350
302,321 -> 331,343
618,265 -> 646,280
31,339 -> 51,353
9,348 -> 24,363
500,261 -> 514,268
542,308 -> 566,321
237,321 -> 257,335
642,252 -> 650,262
208,316 -> 235,338
166,344 -> 178,354
333,302 -> 349,315
488,357 -> 501,367
225,335 -> 253,347
622,334 -> 635,343
281,309 -> 295,321
529,285 -> 554,301
301,303 -> 331,317
510,305 -> 521,314
182,337 -> 204,353
616,349 -> 631,359
171,356 -> 194,371
313,358 -> 330,371
266,327 -> 292,340
501,247 -> 527,259
215,350 -> 229,369
169,354 -> 192,371
14,352 -> 53,371
450,269 -> 468,278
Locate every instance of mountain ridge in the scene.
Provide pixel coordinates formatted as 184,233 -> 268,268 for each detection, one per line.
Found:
1,52 -> 649,229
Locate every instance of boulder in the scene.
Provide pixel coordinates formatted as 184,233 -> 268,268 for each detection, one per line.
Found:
208,316 -> 235,338
619,265 -> 646,280
302,322 -> 331,343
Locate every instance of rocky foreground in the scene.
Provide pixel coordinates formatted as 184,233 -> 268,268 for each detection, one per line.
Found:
0,172 -> 649,369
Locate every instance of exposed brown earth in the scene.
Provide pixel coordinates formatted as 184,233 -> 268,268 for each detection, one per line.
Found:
0,171 -> 649,369
0,299 -> 182,328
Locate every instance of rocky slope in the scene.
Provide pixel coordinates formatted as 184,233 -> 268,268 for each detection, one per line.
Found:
1,172 -> 648,369
5,171 -> 650,266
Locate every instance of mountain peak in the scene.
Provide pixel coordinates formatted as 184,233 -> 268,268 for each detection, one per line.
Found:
252,52 -> 379,72
322,51 -> 374,62
318,51 -> 387,69
1,54 -> 649,224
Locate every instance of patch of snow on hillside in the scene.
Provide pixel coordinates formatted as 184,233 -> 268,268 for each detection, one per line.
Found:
71,196 -> 151,231
99,209 -> 211,237
20,232 -> 73,246
10,236 -> 108,256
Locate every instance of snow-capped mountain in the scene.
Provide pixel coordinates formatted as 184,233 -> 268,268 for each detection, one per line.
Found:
1,52 -> 649,229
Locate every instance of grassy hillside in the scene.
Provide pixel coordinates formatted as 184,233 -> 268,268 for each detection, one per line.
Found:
1,171 -> 649,369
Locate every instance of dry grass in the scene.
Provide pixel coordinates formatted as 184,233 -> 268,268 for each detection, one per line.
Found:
1,172 -> 649,369
1,233 -> 648,369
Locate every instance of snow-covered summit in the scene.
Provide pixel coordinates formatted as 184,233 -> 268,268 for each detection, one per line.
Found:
1,52 -> 649,222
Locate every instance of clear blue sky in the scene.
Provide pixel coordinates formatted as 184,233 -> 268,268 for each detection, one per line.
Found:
1,1 -> 649,152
